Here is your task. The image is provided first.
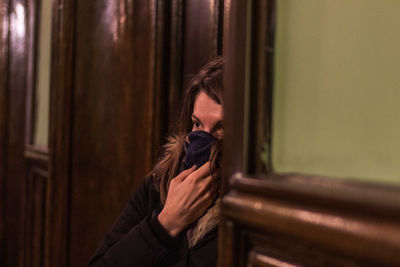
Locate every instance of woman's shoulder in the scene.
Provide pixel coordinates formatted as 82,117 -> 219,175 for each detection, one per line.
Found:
132,173 -> 159,199
125,173 -> 161,214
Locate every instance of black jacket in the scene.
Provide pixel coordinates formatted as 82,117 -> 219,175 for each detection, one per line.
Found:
87,175 -> 218,267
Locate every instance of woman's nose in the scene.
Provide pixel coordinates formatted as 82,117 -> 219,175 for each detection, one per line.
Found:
203,127 -> 212,134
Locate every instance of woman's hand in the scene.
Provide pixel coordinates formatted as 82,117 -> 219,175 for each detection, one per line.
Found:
158,162 -> 217,237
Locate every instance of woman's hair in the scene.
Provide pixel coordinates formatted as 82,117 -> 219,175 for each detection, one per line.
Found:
152,57 -> 224,203
176,57 -> 224,135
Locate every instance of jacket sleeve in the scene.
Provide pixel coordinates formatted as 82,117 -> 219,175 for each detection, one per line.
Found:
87,177 -> 181,267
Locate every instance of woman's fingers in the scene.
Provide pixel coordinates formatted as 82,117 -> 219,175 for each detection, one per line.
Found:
185,162 -> 212,182
190,182 -> 218,214
188,175 -> 216,206
197,175 -> 213,193
197,162 -> 211,178
176,165 -> 196,182
176,161 -> 211,183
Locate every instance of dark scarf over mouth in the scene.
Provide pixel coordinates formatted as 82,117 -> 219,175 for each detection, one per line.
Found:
179,130 -> 217,172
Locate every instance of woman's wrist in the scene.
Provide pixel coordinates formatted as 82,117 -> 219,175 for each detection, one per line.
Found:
157,211 -> 183,237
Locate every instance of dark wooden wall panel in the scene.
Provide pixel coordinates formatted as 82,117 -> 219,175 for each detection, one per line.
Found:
0,0 -> 10,265
24,167 -> 48,267
167,0 -> 224,129
1,0 -> 225,265
167,0 -> 184,127
67,0 -> 226,264
3,0 -> 29,266
23,0 -> 51,266
69,0 -> 158,265
182,0 -> 222,83
151,0 -> 169,154
221,0 -> 247,193
46,0 -> 75,266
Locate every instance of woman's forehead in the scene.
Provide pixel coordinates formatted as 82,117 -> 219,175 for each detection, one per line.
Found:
192,92 -> 223,119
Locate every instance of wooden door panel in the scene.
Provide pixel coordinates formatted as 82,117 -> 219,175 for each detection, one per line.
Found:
2,0 -> 29,265
2,0 -> 224,265
68,0 -> 224,265
24,166 -> 48,267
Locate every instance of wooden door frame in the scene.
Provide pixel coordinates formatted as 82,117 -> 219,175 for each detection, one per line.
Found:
45,0 -> 76,265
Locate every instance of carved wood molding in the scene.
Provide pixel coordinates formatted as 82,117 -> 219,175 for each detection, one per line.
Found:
25,145 -> 49,167
230,173 -> 400,219
247,250 -> 298,267
220,173 -> 400,266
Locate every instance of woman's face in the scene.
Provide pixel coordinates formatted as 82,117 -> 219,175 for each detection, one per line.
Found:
191,91 -> 223,139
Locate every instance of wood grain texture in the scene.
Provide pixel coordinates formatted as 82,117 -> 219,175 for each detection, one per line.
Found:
23,1 -> 52,267
69,0 -> 158,264
220,174 -> 400,266
231,174 -> 400,219
25,145 -> 49,166
248,250 -> 299,267
218,218 -> 235,267
0,0 -> 225,264
220,0 -> 400,265
151,0 -> 169,159
23,148 -> 49,267
221,0 -> 247,193
168,0 -> 224,129
0,0 -> 9,265
167,0 -> 184,128
24,167 -> 48,267
45,0 -> 76,266
246,0 -> 275,174
182,0 -> 221,81
246,232 -> 377,267
46,0 -> 224,265
25,0 -> 38,146
3,0 -> 29,266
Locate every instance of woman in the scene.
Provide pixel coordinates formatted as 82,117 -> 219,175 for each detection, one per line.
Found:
88,57 -> 223,267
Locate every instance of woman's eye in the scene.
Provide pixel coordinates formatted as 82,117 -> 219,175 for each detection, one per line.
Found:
193,121 -> 200,128
214,127 -> 224,138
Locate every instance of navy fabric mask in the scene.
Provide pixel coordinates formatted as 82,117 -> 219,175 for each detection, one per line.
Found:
180,131 -> 217,171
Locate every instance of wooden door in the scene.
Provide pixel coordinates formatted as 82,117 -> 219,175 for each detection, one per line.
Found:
49,0 -> 224,266
219,1 -> 400,266
1,0 -> 224,266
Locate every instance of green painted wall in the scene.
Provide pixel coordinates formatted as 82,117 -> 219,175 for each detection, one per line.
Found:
273,0 -> 400,184
34,0 -> 52,146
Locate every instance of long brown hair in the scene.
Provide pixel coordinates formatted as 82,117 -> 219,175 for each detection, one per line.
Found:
153,57 -> 224,203
177,57 -> 224,134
